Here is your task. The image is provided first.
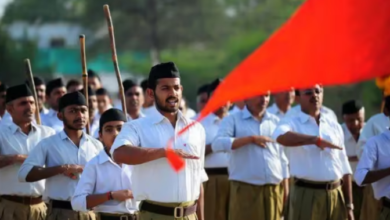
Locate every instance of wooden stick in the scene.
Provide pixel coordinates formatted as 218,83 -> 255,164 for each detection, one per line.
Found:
79,34 -> 90,134
24,59 -> 41,125
103,4 -> 127,120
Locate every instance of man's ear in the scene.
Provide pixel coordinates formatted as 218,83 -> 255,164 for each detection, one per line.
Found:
57,111 -> 64,121
6,103 -> 12,114
146,88 -> 154,100
98,131 -> 103,141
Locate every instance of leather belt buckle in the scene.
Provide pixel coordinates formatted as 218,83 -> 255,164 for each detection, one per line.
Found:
326,183 -> 333,191
174,207 -> 184,218
22,196 -> 33,205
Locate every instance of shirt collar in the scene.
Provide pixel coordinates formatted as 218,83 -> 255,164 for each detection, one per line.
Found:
149,107 -> 187,125
342,123 -> 354,141
127,112 -> 146,121
298,110 -> 327,124
97,149 -> 111,164
241,106 -> 271,120
9,122 -> 38,134
59,130 -> 90,142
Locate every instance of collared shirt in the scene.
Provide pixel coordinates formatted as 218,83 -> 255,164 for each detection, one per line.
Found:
357,113 -> 389,157
342,123 -> 359,174
18,131 -> 103,201
89,116 -> 100,139
0,122 -> 55,197
110,108 -> 208,203
41,108 -> 63,133
284,104 -> 338,122
185,108 -> 197,119
40,107 -> 49,116
273,111 -> 352,181
212,107 -> 289,185
355,130 -> 390,200
72,150 -> 138,214
141,106 -> 156,116
267,103 -> 287,119
200,114 -> 229,168
229,106 -> 243,114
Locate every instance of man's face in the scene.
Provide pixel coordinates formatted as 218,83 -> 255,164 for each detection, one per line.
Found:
196,92 -> 208,112
299,85 -> 322,112
343,109 -> 365,136
245,92 -> 270,113
88,77 -> 101,90
7,96 -> 36,123
59,105 -> 88,130
47,87 -> 67,110
88,95 -> 97,118
0,91 -> 6,110
99,121 -> 124,149
97,95 -> 111,114
67,85 -> 82,93
274,88 -> 295,106
125,86 -> 144,112
151,78 -> 182,113
35,84 -> 46,110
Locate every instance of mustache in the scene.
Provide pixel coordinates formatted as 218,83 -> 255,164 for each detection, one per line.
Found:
23,109 -> 33,116
166,97 -> 178,102
73,119 -> 84,123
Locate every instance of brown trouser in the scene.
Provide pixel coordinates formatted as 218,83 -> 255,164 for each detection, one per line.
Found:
203,174 -> 230,220
360,184 -> 382,220
0,198 -> 47,220
352,182 -> 364,220
46,205 -> 96,220
229,180 -> 283,220
289,179 -> 347,220
138,200 -> 197,220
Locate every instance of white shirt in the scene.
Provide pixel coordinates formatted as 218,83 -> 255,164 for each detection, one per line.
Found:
284,104 -> 338,122
72,150 -> 138,214
111,108 -> 208,203
273,111 -> 352,181
357,113 -> 389,157
342,123 -> 359,174
88,116 -> 100,139
355,130 -> 390,200
185,108 -> 197,119
18,130 -> 103,201
41,108 -> 63,133
0,123 -> 55,197
0,111 -> 13,125
267,103 -> 287,119
229,106 -> 243,114
212,108 -> 289,185
200,114 -> 229,168
141,106 -> 156,116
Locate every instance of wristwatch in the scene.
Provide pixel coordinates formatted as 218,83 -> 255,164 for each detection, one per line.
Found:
346,203 -> 354,210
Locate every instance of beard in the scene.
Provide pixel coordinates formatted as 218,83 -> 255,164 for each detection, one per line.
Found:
63,116 -> 84,130
154,95 -> 180,113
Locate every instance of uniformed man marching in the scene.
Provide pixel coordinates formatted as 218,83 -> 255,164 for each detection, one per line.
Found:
110,62 -> 208,220
18,91 -> 103,220
72,108 -> 138,220
0,84 -> 55,220
273,84 -> 354,220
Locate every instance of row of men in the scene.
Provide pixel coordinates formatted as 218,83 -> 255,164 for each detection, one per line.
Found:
0,61 -> 388,220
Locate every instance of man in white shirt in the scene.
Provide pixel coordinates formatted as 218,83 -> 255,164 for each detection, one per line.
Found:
213,91 -> 289,220
341,100 -> 365,220
354,96 -> 390,220
25,76 -> 49,117
19,91 -> 103,220
0,84 -> 55,220
273,84 -> 354,220
111,62 -> 208,220
140,79 -> 156,116
200,79 -> 231,220
123,79 -> 145,120
267,87 -> 295,119
72,108 -> 138,220
41,78 -> 67,133
79,86 -> 99,137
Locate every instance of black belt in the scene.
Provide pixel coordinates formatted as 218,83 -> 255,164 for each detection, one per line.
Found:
383,198 -> 390,209
100,213 -> 138,220
51,200 -> 73,210
140,201 -> 197,218
205,167 -> 228,175
295,179 -> 342,190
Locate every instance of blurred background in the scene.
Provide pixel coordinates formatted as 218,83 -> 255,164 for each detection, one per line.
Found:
0,0 -> 382,119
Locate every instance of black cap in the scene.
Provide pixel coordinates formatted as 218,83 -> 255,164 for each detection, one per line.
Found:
197,84 -> 209,95
88,69 -> 100,80
122,79 -> 138,93
99,108 -> 127,132
0,83 -> 8,93
46,78 -> 65,96
79,86 -> 96,97
6,84 -> 33,103
25,76 -> 45,88
96,88 -> 109,96
148,62 -> 180,89
59,91 -> 87,111
342,100 -> 364,115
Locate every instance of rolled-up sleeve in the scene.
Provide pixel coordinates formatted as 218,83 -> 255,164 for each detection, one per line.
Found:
110,122 -> 141,156
211,116 -> 235,152
354,139 -> 377,186
71,162 -> 96,212
18,140 -> 47,182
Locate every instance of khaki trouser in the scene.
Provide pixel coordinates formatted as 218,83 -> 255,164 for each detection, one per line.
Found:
0,198 -> 46,220
360,184 -> 381,220
289,179 -> 347,220
46,206 -> 96,220
203,174 -> 229,220
352,182 -> 364,220
229,180 -> 283,220
138,200 -> 197,220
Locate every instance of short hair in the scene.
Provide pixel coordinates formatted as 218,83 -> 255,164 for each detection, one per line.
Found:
88,69 -> 101,81
197,84 -> 209,96
140,79 -> 148,92
66,79 -> 81,90
96,88 -> 110,97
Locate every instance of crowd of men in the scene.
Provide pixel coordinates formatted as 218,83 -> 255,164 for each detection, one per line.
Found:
0,61 -> 389,220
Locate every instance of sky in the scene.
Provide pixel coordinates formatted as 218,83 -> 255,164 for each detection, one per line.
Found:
0,0 -> 11,18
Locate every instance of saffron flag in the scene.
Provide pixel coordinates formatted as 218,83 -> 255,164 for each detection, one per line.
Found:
167,0 -> 390,171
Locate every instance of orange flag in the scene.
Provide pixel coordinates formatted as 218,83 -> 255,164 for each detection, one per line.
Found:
166,0 -> 390,171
